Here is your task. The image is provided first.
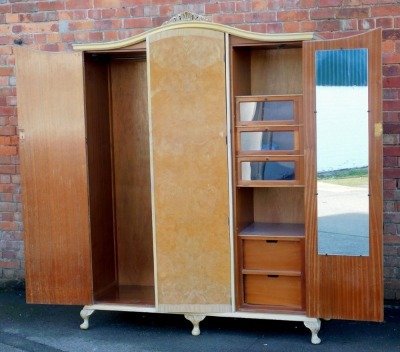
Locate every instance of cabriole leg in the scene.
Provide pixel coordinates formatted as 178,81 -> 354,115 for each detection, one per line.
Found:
304,319 -> 321,344
80,308 -> 95,330
184,314 -> 206,336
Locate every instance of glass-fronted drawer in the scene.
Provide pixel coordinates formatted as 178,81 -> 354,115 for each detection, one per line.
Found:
236,126 -> 302,155
237,156 -> 303,186
236,95 -> 302,126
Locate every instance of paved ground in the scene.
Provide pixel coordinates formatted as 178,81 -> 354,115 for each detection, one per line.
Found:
0,288 -> 399,352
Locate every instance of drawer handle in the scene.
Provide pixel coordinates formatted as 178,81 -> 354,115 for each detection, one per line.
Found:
266,240 -> 278,243
267,275 -> 279,278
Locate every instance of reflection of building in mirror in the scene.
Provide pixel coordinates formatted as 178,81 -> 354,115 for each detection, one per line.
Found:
240,131 -> 294,152
241,161 -> 295,181
239,101 -> 294,122
316,49 -> 368,174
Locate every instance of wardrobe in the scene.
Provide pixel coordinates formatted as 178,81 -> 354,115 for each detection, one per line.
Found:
15,13 -> 383,344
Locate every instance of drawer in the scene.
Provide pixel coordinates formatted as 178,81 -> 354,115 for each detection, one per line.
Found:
236,126 -> 302,156
236,95 -> 302,126
243,239 -> 302,271
237,156 -> 303,186
244,274 -> 302,308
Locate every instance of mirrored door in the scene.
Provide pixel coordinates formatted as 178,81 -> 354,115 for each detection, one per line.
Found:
304,29 -> 383,321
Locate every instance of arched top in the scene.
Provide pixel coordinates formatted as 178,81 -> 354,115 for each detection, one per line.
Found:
73,12 -> 318,52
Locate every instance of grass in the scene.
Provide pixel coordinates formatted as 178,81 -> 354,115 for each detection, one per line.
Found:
317,167 -> 368,187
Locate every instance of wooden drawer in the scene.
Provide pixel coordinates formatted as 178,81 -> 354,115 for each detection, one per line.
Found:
235,95 -> 302,126
237,156 -> 303,186
243,239 -> 302,271
244,274 -> 302,308
236,126 -> 302,156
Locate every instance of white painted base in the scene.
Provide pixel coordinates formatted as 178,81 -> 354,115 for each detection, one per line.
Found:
184,314 -> 206,336
80,308 -> 95,330
79,304 -> 322,344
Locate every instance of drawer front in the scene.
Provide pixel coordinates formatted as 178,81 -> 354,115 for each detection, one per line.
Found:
244,274 -> 302,308
236,126 -> 302,156
236,95 -> 302,126
237,156 -> 303,186
243,239 -> 302,271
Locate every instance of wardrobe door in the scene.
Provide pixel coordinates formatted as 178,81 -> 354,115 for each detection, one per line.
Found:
16,48 -> 92,304
149,29 -> 231,313
304,29 -> 383,321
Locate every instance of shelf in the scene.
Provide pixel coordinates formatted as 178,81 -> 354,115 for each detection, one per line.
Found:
239,222 -> 304,238
95,284 -> 155,306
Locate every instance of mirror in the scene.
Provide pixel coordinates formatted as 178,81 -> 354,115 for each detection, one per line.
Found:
241,161 -> 295,181
316,48 -> 369,256
239,101 -> 294,122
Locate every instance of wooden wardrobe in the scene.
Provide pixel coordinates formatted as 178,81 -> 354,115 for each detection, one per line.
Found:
15,14 -> 383,344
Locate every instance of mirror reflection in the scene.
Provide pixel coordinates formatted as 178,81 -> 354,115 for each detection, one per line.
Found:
241,161 -> 295,181
316,48 -> 369,256
240,131 -> 294,152
239,101 -> 294,122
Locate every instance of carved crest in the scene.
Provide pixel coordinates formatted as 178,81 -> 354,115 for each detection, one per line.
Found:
162,11 -> 210,26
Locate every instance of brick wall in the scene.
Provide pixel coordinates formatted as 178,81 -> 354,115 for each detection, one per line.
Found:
0,0 -> 399,299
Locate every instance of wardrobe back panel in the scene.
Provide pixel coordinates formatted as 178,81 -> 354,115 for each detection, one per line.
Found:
253,188 -> 304,224
85,59 -> 116,296
110,59 -> 154,287
251,48 -> 303,95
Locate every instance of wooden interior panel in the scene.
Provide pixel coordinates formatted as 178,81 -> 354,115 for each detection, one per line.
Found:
150,29 -> 231,312
304,29 -> 383,321
84,58 -> 116,297
111,58 -> 154,287
243,239 -> 302,272
235,188 -> 254,232
254,187 -> 304,224
251,48 -> 303,95
231,47 -> 251,97
16,47 -> 92,304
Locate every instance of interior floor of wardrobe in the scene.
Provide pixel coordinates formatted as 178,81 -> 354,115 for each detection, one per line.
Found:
95,285 -> 155,306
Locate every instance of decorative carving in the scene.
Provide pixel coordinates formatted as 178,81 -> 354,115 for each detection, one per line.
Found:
80,308 -> 95,330
184,314 -> 206,336
162,12 -> 210,26
304,319 -> 322,344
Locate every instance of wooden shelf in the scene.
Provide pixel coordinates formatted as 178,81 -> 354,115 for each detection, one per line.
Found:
238,222 -> 304,238
95,285 -> 155,306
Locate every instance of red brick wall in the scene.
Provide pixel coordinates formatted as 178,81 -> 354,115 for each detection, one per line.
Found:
0,0 -> 399,299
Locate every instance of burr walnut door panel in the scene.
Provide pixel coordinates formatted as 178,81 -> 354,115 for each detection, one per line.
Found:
149,29 -> 231,313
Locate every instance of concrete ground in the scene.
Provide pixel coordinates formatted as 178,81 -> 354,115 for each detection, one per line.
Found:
317,179 -> 370,256
0,288 -> 399,352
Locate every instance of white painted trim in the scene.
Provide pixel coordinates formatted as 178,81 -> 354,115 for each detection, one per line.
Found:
82,304 -> 157,313
158,304 -> 232,314
206,311 -> 317,323
146,36 -> 159,312
224,32 -> 235,313
73,21 -> 317,52
79,305 -> 321,343
82,304 -> 316,323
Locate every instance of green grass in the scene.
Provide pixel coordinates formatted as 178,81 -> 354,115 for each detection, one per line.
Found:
319,176 -> 368,187
317,168 -> 368,187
